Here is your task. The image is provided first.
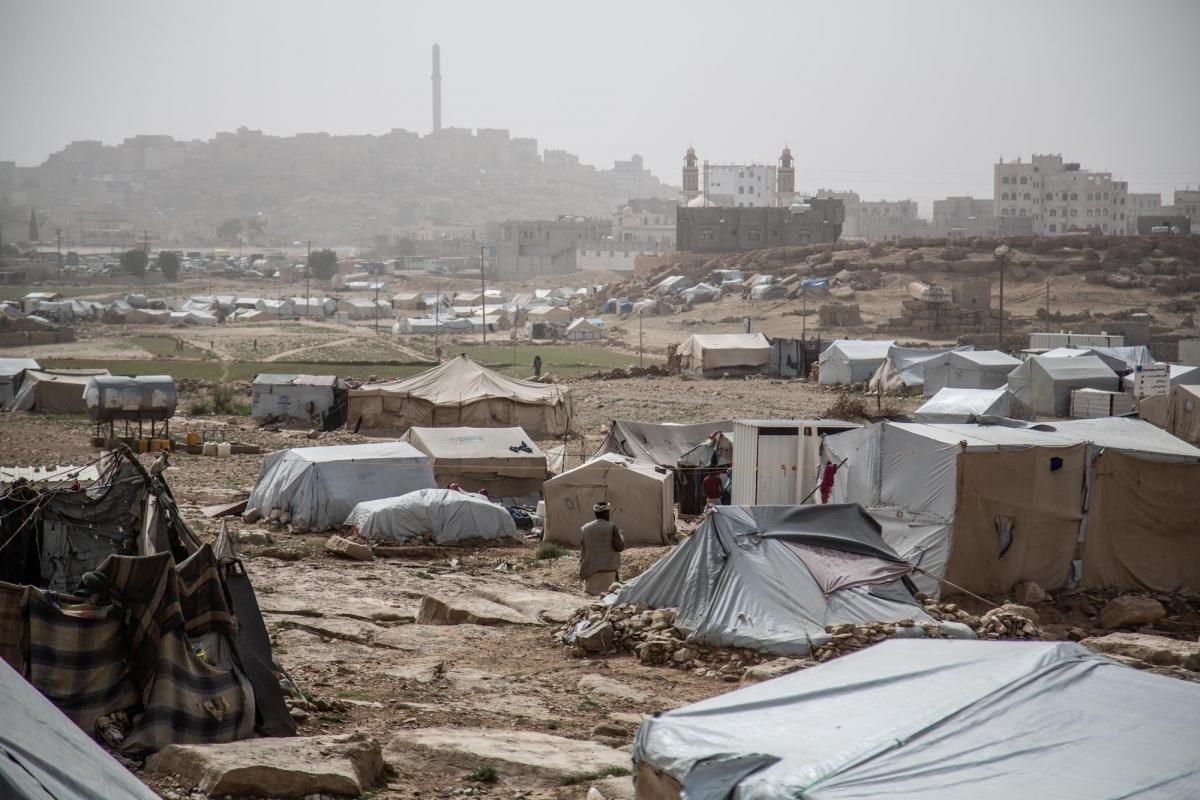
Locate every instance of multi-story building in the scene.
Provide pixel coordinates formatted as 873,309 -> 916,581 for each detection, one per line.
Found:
676,198 -> 844,253
1175,189 -> 1200,223
994,154 -> 1129,236
816,189 -> 860,238
1128,192 -> 1163,234
489,216 -> 611,278
612,199 -> 676,248
859,200 -> 928,242
932,196 -> 995,236
679,147 -> 797,208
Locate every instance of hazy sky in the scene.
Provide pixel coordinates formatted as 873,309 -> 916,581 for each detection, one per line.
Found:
3,0 -> 1199,211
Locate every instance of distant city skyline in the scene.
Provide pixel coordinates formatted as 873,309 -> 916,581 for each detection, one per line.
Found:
3,0 -> 1200,214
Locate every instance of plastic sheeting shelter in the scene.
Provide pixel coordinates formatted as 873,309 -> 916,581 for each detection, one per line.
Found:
0,357 -> 39,405
631,639 -> 1200,800
817,339 -> 895,385
247,442 -> 436,531
677,333 -> 770,377
1140,385 -> 1200,445
543,454 -> 673,546
1039,346 -> 1129,374
401,426 -> 548,500
345,488 -> 517,544
614,504 -> 936,656
867,345 -> 973,394
914,387 -> 1013,423
1007,354 -> 1119,417
347,354 -> 572,437
0,653 -> 160,800
922,349 -> 1020,396
5,369 -> 109,413
822,418 -> 1200,597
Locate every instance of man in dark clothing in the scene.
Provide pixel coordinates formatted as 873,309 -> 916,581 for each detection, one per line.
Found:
702,472 -> 724,508
533,354 -> 543,378
579,501 -> 624,595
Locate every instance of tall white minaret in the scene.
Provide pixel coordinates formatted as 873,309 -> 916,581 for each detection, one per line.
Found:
431,43 -> 442,133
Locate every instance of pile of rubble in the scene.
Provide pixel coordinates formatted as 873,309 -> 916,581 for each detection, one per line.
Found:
582,364 -> 673,380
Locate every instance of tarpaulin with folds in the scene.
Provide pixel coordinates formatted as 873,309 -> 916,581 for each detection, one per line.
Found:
867,345 -> 973,394
922,349 -> 1020,396
613,504 -> 935,656
543,454 -> 673,546
677,333 -> 770,376
345,488 -> 517,544
914,387 -> 1013,423
594,419 -> 733,468
6,369 -> 110,413
1007,355 -> 1119,417
346,354 -> 572,436
401,426 -> 547,499
632,639 -> 1200,800
817,339 -> 895,385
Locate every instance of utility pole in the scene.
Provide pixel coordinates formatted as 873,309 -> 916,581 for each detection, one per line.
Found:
1045,280 -> 1051,320
995,245 -> 1009,352
374,278 -> 381,335
434,289 -> 441,360
305,240 -> 311,321
638,310 -> 644,368
56,228 -> 63,271
480,245 -> 487,346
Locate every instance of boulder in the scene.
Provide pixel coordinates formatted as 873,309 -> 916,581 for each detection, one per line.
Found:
636,639 -> 672,666
385,728 -> 628,786
578,673 -> 649,703
741,658 -> 811,684
325,535 -> 372,561
577,620 -> 616,653
144,733 -> 383,798
1011,582 -> 1047,606
237,530 -> 274,546
1101,596 -> 1167,630
416,594 -> 534,626
1081,632 -> 1200,671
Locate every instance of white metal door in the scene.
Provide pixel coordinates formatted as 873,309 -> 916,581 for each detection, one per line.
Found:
755,433 -> 798,504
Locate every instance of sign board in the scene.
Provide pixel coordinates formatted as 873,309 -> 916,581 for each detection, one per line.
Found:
1133,363 -> 1170,398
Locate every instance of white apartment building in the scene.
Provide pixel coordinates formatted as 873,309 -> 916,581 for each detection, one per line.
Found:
994,154 -> 1129,236
704,164 -> 778,208
1127,192 -> 1163,234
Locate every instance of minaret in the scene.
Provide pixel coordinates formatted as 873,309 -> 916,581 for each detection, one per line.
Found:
431,44 -> 442,133
681,146 -> 700,205
776,146 -> 796,207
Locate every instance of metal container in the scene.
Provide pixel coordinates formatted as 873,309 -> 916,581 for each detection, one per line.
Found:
84,375 -> 178,423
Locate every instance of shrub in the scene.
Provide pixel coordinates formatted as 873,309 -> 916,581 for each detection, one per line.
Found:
466,765 -> 498,783
211,383 -> 236,414
535,543 -> 568,560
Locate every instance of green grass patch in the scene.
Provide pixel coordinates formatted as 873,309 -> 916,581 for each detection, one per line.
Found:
449,343 -> 643,378
127,335 -> 209,358
535,543 -> 569,560
37,358 -> 432,382
467,765 -> 498,783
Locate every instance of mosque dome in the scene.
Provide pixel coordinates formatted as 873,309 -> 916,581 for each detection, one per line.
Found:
687,195 -> 716,208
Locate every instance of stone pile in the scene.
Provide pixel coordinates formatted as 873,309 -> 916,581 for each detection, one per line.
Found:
918,595 -> 1044,640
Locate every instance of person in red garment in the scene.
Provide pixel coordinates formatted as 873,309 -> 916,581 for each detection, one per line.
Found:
702,472 -> 724,509
819,461 -> 839,504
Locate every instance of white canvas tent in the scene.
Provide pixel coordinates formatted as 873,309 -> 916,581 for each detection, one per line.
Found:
542,454 -> 673,546
347,354 -> 572,436
613,504 -> 940,656
1007,354 -> 1119,417
1040,346 -> 1129,374
1139,384 -> 1200,445
914,387 -> 1014,423
400,425 -> 548,501
632,639 -> 1200,800
345,488 -> 517,544
247,442 -> 436,531
565,317 -> 604,341
822,418 -> 1200,597
817,339 -> 895,385
922,349 -> 1020,396
0,357 -> 39,406
677,333 -> 770,377
867,345 -> 973,394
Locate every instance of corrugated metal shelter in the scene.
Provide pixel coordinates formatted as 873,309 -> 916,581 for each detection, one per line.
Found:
731,419 -> 860,505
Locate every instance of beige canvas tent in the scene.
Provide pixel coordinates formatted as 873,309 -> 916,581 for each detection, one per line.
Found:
1140,384 -> 1200,445
5,369 -> 110,413
677,333 -> 770,377
400,425 -> 548,501
543,454 -> 673,546
346,353 -> 572,436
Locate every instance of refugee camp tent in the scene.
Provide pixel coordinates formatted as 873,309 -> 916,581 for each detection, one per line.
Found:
565,317 -> 604,341
914,387 -> 1014,422
0,652 -> 161,800
655,275 -> 695,295
341,298 -> 392,320
347,354 -> 573,437
396,316 -> 473,335
526,305 -> 571,324
102,300 -> 134,323
677,333 -> 771,378
822,417 -> 1200,597
867,345 -> 974,394
345,488 -> 517,544
632,639 -> 1200,800
922,349 -> 1021,396
680,282 -> 719,305
1049,344 -> 1154,372
614,504 -> 939,655
1139,384 -> 1200,445
251,374 -> 347,430
126,308 -> 170,324
749,283 -> 786,301
595,419 -> 734,515
1122,363 -> 1200,390
0,357 -> 39,406
247,442 -> 436,530
1007,354 -> 1119,417
817,339 -> 896,385
400,426 -> 547,502
5,368 -> 109,413
542,454 -> 673,546
1039,346 -> 1129,374
391,291 -> 427,310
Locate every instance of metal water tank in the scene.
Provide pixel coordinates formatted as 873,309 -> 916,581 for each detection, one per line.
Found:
84,375 -> 178,423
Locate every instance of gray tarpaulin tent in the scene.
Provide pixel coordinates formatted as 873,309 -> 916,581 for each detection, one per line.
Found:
1007,354 -> 1118,417
632,639 -> 1200,800
247,442 -> 436,530
345,488 -> 517,544
614,504 -> 940,656
0,657 -> 159,800
867,345 -> 973,394
817,339 -> 895,385
914,387 -> 1014,422
922,349 -> 1020,396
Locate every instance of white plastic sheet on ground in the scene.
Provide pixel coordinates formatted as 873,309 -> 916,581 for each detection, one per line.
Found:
633,639 -> 1200,799
914,387 -> 1012,423
345,488 -> 516,544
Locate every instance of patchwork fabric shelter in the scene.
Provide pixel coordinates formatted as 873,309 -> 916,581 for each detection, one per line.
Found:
5,369 -> 110,413
817,339 -> 895,385
401,426 -> 548,501
247,442 -> 436,531
614,504 -> 937,656
922,349 -> 1020,396
914,387 -> 1014,422
867,345 -> 972,394
1006,354 -> 1118,417
632,639 -> 1200,800
542,454 -> 673,546
677,333 -> 771,377
345,488 -> 517,544
346,354 -> 572,437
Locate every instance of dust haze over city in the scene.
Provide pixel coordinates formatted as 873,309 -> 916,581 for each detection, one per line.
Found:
3,2 -> 1200,800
